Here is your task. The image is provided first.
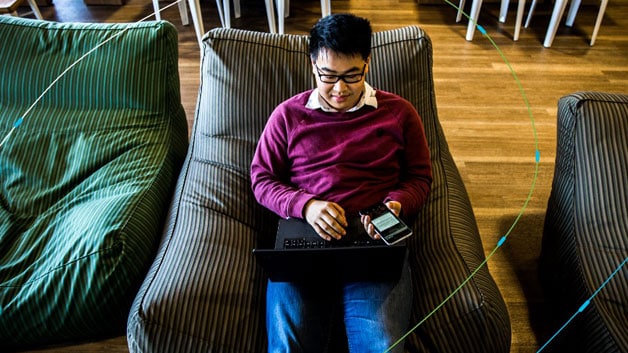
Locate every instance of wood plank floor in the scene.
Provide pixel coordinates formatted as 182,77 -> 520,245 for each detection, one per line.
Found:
10,0 -> 628,352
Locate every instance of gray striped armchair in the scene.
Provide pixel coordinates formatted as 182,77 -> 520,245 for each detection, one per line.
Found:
540,92 -> 628,353
127,26 -> 511,352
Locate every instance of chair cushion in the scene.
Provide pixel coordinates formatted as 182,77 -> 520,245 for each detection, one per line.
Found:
0,16 -> 188,348
128,26 -> 510,353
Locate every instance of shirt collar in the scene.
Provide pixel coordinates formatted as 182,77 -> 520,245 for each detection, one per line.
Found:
305,82 -> 378,112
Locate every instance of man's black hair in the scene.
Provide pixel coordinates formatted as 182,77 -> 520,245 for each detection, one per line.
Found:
309,14 -> 372,61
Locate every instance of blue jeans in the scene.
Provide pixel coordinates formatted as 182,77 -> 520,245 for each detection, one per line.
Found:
266,258 -> 412,353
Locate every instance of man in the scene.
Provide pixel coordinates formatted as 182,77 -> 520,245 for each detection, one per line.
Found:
251,13 -> 432,353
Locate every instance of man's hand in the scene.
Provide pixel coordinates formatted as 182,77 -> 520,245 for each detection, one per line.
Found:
304,199 -> 348,241
361,201 -> 402,240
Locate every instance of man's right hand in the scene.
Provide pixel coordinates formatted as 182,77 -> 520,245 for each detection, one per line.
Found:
303,199 -> 348,241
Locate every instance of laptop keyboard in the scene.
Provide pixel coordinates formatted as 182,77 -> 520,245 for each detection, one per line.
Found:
282,237 -> 382,249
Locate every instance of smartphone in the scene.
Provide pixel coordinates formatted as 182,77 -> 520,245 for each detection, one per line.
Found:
359,202 -> 413,245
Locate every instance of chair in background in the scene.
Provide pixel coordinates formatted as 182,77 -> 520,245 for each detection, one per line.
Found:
541,91 -> 628,352
152,0 -> 244,47
266,0 -> 331,34
152,0 -> 285,45
524,0 -> 608,47
0,16 -> 188,349
0,0 -> 43,19
457,0 -> 526,41
152,0 -> 205,46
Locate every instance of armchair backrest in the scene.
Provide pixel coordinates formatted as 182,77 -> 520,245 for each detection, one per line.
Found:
196,26 -> 443,227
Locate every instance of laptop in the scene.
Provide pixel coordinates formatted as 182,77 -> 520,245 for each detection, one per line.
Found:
252,217 -> 406,282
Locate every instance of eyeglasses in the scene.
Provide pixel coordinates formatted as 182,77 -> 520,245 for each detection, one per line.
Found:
314,63 -> 367,84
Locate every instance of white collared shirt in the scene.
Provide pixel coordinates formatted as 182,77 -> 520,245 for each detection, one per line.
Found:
305,82 -> 378,112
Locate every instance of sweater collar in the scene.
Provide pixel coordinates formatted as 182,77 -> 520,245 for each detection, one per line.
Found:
305,82 -> 378,112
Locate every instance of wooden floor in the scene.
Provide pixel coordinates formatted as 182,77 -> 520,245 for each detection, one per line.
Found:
11,0 -> 628,352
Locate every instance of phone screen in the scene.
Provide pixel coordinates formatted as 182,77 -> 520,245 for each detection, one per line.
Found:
360,203 -> 413,245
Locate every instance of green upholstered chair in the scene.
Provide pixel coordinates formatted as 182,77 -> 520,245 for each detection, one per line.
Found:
0,17 -> 188,348
128,26 -> 511,353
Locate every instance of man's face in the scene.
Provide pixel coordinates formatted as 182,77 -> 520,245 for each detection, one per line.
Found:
312,49 -> 369,113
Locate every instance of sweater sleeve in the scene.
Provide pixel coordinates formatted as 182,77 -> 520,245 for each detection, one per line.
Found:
250,104 -> 316,219
385,104 -> 432,219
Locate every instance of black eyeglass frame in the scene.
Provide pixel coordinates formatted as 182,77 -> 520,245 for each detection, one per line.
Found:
314,63 -> 367,84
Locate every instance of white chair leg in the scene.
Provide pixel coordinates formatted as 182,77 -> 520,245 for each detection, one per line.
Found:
214,0 -> 225,27
321,0 -> 331,17
188,0 -> 204,47
234,0 -> 241,18
178,0 -> 190,26
543,0 -> 568,47
565,0 -> 581,26
222,0 -> 231,27
513,0 -> 525,41
499,0 -> 510,23
25,0 -> 43,19
152,0 -> 162,20
275,0 -> 285,34
456,0 -> 466,23
590,0 -> 608,45
264,0 -> 328,34
152,0 -> 190,25
524,0 -> 538,28
264,0 -> 277,33
465,0 -> 483,41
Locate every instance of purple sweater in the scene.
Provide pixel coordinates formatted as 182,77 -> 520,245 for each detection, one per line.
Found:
251,89 -> 432,220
